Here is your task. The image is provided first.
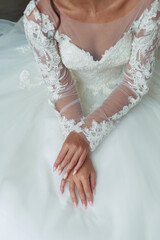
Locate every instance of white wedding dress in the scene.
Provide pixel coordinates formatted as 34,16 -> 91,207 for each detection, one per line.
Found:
0,0 -> 160,239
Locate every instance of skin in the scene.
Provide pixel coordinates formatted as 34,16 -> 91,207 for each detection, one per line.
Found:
54,0 -> 141,24
52,0 -> 153,207
60,153 -> 96,209
53,131 -> 90,179
53,0 -> 130,207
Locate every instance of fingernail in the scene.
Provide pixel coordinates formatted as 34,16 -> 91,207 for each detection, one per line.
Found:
89,201 -> 93,206
93,189 -> 96,195
63,172 -> 68,179
58,169 -> 62,175
73,169 -> 77,175
73,201 -> 77,208
53,166 -> 56,172
82,202 -> 86,210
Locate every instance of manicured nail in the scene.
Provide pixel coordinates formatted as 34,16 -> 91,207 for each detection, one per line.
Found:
63,172 -> 68,179
53,166 -> 56,172
89,201 -> 93,206
58,169 -> 62,175
82,202 -> 86,210
93,189 -> 96,195
73,201 -> 77,208
73,169 -> 77,175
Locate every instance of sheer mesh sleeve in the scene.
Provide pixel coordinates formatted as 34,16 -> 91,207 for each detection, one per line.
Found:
74,1 -> 160,151
23,1 -> 160,153
23,1 -> 88,141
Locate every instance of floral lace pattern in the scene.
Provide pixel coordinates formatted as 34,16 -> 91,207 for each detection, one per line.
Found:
54,29 -> 133,70
23,0 -> 86,146
23,2 -> 68,102
23,0 -> 160,152
76,0 -> 160,151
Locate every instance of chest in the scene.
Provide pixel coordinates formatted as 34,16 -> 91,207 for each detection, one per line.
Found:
54,0 -> 141,24
54,29 -> 133,71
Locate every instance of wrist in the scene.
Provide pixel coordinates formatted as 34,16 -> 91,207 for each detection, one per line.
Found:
69,117 -> 92,151
77,131 -> 90,148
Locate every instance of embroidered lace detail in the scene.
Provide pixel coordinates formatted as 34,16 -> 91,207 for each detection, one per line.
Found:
23,0 -> 40,17
54,29 -> 133,70
23,0 -> 160,152
23,0 -> 85,142
23,13 -> 65,101
74,0 -> 160,151
18,70 -> 44,89
48,99 -> 85,139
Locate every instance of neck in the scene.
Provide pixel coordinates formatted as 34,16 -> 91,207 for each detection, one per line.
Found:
59,0 -> 117,14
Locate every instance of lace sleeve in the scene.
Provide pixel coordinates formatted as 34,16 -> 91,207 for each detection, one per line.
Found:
74,0 -> 160,152
23,0 -> 88,141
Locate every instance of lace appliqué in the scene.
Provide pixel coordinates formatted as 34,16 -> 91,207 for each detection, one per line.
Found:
75,0 -> 160,152
23,0 -> 84,140
48,99 -> 85,138
23,5 -> 67,102
18,70 -> 44,89
23,0 -> 160,152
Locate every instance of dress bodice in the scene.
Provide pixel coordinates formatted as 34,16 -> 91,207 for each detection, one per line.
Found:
54,27 -> 133,115
22,0 -> 160,152
52,0 -> 160,115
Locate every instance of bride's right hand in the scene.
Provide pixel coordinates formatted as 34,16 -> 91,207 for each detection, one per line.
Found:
53,130 -> 89,179
60,154 -> 96,210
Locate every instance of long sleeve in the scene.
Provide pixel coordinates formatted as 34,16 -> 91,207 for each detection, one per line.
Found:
23,1 -> 88,141
73,1 -> 160,152
23,1 -> 160,153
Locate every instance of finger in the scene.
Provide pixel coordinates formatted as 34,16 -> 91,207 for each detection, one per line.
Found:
60,178 -> 67,194
53,143 -> 69,171
90,171 -> 96,195
72,149 -> 88,175
69,181 -> 78,208
82,176 -> 93,206
58,149 -> 75,175
63,148 -> 83,179
76,180 -> 87,210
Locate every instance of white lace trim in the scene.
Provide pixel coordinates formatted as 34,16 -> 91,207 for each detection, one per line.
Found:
23,0 -> 160,152
78,1 -> 160,151
18,70 -> 44,89
23,7 -> 68,102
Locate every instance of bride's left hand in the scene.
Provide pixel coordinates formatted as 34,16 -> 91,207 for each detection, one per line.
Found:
60,153 -> 96,209
53,131 -> 89,179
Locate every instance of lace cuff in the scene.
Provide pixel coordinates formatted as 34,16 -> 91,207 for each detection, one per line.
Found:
71,0 -> 160,152
23,0 -> 89,144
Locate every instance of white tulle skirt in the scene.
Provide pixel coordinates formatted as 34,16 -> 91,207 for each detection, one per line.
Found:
1,17 -> 160,240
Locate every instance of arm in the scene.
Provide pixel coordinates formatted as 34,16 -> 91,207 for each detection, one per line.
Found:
23,1 -> 87,141
23,0 -> 160,157
74,0 -> 160,152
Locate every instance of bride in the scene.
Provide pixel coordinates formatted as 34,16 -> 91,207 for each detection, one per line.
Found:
0,0 -> 160,239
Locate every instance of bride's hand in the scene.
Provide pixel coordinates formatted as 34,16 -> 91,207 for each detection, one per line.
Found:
60,154 -> 96,209
53,131 -> 89,179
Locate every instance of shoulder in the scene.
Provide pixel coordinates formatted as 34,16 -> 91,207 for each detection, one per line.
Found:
139,0 -> 160,21
132,0 -> 160,34
23,0 -> 39,18
23,0 -> 58,31
138,0 -> 160,29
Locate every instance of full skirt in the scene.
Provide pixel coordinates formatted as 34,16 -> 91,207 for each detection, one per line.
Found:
1,17 -> 160,240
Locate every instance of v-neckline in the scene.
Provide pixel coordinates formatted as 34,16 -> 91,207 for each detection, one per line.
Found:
54,0 -> 158,63
55,27 -> 132,63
